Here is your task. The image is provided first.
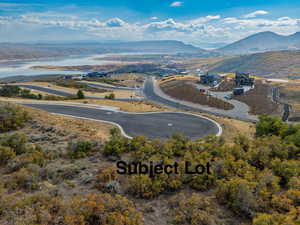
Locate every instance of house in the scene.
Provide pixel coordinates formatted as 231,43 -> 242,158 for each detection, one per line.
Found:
86,72 -> 108,78
200,73 -> 221,86
63,75 -> 73,79
235,72 -> 255,86
233,88 -> 244,95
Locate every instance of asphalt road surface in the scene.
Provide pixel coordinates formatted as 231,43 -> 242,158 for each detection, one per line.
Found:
79,81 -> 137,91
18,84 -> 74,97
22,103 -> 221,139
143,76 -> 257,122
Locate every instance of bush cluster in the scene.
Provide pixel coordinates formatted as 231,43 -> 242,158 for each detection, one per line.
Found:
0,103 -> 31,132
104,93 -> 115,100
0,85 -> 42,99
0,192 -> 143,225
101,116 -> 300,224
67,139 -> 100,159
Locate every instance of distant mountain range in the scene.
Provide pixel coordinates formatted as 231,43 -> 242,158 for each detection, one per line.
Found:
218,31 -> 300,55
0,40 -> 209,61
209,50 -> 300,78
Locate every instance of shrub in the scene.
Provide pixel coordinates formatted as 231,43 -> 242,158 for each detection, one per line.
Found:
253,213 -> 294,225
0,104 -> 31,132
216,178 -> 257,218
94,166 -> 120,193
0,85 -> 20,97
127,174 -> 165,199
19,89 -> 41,99
76,90 -> 85,99
103,136 -> 130,157
0,146 -> 16,166
67,139 -> 98,159
104,93 -> 115,100
5,167 -> 40,191
0,133 -> 28,155
171,194 -> 215,225
65,193 -> 143,225
256,115 -> 288,137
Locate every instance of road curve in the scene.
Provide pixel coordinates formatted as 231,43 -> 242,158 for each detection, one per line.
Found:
143,76 -> 257,123
78,81 -> 138,91
21,103 -> 222,139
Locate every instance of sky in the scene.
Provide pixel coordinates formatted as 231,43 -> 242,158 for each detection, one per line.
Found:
0,0 -> 299,47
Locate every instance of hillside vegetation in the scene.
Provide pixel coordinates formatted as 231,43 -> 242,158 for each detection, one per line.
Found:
1,103 -> 300,224
209,50 -> 300,77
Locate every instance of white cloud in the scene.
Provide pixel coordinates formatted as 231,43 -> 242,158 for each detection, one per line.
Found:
150,16 -> 158,20
244,10 -> 269,18
1,10 -> 300,44
105,18 -> 127,27
189,15 -> 221,24
170,1 -> 183,7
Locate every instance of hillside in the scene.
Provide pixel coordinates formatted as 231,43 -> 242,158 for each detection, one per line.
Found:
0,40 -> 205,61
2,102 -> 300,224
218,31 -> 300,55
209,50 -> 300,77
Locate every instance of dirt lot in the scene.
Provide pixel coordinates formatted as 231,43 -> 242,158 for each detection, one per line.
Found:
233,81 -> 280,115
210,79 -> 236,92
279,84 -> 300,120
110,73 -> 145,88
160,79 -> 234,110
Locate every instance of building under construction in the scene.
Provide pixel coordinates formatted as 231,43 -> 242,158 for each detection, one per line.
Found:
235,72 -> 255,86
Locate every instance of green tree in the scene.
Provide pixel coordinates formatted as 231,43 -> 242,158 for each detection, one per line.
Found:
256,115 -> 288,137
76,90 -> 85,99
0,85 -> 20,97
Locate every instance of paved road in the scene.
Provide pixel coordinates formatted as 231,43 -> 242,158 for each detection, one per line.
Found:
143,76 -> 257,122
22,103 -> 221,139
78,81 -> 138,91
18,84 -> 74,97
17,84 -> 143,101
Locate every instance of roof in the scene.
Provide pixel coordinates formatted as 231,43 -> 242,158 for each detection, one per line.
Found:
201,74 -> 221,79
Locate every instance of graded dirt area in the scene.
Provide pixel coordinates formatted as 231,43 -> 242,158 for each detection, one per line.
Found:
210,79 -> 236,92
279,84 -> 300,120
233,81 -> 280,116
160,79 -> 234,110
110,73 -> 145,88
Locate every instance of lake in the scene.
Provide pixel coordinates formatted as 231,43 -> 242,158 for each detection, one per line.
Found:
0,53 -> 123,78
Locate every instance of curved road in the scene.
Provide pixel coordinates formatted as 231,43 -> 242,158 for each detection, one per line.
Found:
22,103 -> 221,139
18,77 -> 257,122
143,76 -> 257,122
78,81 -> 138,91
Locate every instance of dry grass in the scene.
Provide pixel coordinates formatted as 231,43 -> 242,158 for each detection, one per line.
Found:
0,97 -> 167,113
190,111 -> 255,141
68,99 -> 168,112
16,81 -> 140,98
160,79 -> 234,110
22,105 -> 115,141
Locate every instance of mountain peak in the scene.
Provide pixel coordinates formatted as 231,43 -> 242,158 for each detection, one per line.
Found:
219,31 -> 300,55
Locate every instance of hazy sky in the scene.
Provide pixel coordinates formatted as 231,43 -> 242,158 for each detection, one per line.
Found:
0,0 -> 299,46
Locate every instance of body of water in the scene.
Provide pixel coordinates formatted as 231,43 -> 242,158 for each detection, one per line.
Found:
0,54 -> 123,78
